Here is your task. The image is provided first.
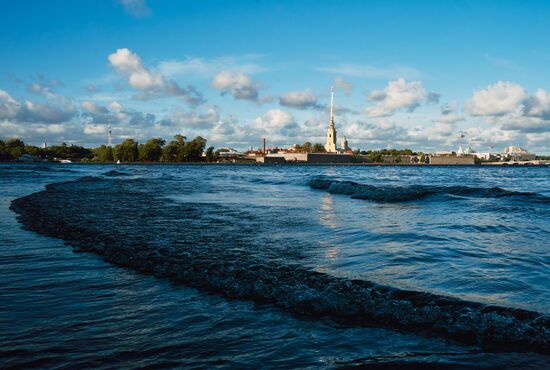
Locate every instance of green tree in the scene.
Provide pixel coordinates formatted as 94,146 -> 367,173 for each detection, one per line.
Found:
162,135 -> 186,162
369,152 -> 383,163
312,143 -> 326,153
94,145 -> 114,162
0,140 -> 9,160
185,136 -> 207,162
205,146 -> 216,162
139,138 -> 165,162
302,142 -> 312,153
47,144 -> 92,161
114,139 -> 139,162
5,138 -> 26,159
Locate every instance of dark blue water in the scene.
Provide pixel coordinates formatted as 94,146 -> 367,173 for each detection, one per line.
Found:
1,163 -> 549,368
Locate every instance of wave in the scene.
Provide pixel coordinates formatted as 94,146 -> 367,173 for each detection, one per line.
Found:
0,164 -> 78,173
103,170 -> 130,177
309,177 -> 550,203
248,177 -> 293,186
10,176 -> 550,354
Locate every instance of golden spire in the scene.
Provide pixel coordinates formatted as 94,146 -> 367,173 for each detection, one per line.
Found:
330,86 -> 334,127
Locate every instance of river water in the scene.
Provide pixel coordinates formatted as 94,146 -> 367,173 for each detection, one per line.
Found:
1,163 -> 549,368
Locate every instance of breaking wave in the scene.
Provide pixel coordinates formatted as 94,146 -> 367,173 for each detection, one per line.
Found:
10,176 -> 550,353
103,170 -> 130,177
309,177 -> 550,203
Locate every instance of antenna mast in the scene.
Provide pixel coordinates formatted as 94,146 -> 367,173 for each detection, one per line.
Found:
108,118 -> 112,147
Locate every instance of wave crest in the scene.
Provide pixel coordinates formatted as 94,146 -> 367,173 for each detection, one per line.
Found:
309,178 -> 549,203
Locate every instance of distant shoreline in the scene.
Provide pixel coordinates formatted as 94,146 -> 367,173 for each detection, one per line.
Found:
2,161 -> 549,167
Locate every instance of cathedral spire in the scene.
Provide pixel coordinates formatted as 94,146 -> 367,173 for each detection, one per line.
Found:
324,87 -> 337,153
329,86 -> 334,127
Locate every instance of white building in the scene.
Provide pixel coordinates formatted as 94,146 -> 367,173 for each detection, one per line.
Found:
457,145 -> 475,156
473,152 -> 492,160
503,145 -> 536,161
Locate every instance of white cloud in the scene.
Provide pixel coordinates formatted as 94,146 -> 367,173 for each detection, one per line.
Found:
0,90 -> 20,120
159,55 -> 265,78
316,64 -> 423,80
523,88 -> 550,119
254,109 -> 299,138
81,101 -> 108,115
334,77 -> 353,96
108,101 -> 129,121
345,119 -> 410,145
212,121 -> 236,136
108,48 -> 204,105
119,0 -> 151,17
367,79 -> 439,117
501,117 -> 550,133
17,99 -> 76,123
162,108 -> 221,129
211,71 -> 260,101
83,124 -> 107,135
434,102 -> 465,124
466,81 -> 527,117
109,48 -> 163,90
28,83 -> 56,99
255,109 -> 294,128
279,89 -> 318,109
463,82 -> 550,138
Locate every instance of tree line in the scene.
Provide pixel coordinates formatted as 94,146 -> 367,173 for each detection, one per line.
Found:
359,148 -> 417,163
0,135 -> 218,163
293,142 -> 327,153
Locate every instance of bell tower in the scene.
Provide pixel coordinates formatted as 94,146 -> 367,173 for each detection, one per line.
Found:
324,87 -> 337,152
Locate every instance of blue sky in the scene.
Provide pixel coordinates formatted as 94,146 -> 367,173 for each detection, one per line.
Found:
1,0 -> 550,153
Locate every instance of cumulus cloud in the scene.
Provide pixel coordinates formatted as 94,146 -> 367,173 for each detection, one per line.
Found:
367,79 -> 439,117
161,107 -> 220,129
523,88 -> 550,119
334,77 -> 353,96
119,0 -> 151,17
0,90 -> 20,120
501,117 -> 550,134
434,102 -> 465,124
212,120 -> 236,136
28,83 -> 55,98
108,48 -> 204,105
81,101 -> 117,124
81,101 -> 108,115
255,109 -> 299,137
1,88 -> 77,124
17,100 -> 76,123
128,111 -> 156,127
463,82 -> 550,137
466,81 -> 527,117
83,124 -> 107,135
279,89 -> 319,109
211,71 -> 260,101
345,119 -> 410,145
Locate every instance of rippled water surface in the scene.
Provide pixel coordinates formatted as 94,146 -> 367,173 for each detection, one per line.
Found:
1,163 -> 549,368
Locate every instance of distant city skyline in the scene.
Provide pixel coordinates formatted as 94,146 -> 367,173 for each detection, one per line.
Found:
1,0 -> 550,154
